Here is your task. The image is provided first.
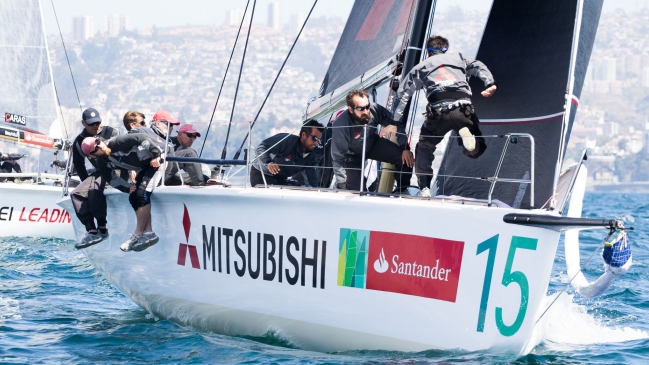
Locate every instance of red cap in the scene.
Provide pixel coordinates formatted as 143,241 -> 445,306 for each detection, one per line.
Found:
81,137 -> 99,156
178,124 -> 201,137
152,110 -> 180,125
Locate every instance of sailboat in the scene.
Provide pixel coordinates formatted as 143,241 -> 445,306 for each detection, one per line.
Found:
57,0 -> 631,354
0,0 -> 74,240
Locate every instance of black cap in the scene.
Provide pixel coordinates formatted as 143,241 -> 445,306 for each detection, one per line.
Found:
82,108 -> 102,124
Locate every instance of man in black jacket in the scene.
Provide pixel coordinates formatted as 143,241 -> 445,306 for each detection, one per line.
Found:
70,108 -> 118,249
250,120 -> 323,187
385,35 -> 496,196
331,89 -> 413,191
82,133 -> 163,253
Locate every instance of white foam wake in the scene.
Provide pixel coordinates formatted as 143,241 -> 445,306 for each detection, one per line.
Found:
529,293 -> 647,351
0,296 -> 22,320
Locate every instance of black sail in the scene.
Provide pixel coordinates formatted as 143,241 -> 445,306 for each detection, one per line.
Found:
319,0 -> 415,96
435,0 -> 602,209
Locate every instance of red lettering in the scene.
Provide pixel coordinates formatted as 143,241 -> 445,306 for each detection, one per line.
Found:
19,207 -> 27,221
38,209 -> 49,222
29,208 -> 40,222
355,0 -> 395,41
49,209 -> 61,223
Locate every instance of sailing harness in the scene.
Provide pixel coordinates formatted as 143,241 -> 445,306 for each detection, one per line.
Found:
425,99 -> 473,118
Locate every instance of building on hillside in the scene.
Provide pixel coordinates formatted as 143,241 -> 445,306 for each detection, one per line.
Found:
73,15 -> 94,41
104,14 -> 130,37
268,2 -> 280,29
225,8 -> 243,26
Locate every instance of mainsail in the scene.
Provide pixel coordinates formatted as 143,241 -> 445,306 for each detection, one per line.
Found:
435,0 -> 602,209
0,0 -> 60,137
319,0 -> 415,97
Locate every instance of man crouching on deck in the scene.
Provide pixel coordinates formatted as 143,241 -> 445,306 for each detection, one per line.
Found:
250,119 -> 324,187
81,134 -> 163,252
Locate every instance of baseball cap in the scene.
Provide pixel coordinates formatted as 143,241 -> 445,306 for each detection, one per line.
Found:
81,137 -> 99,156
152,110 -> 180,125
178,124 -> 201,137
82,108 -> 102,124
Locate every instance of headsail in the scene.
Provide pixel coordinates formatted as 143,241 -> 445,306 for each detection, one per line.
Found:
435,0 -> 602,209
319,0 -> 414,97
0,0 -> 60,136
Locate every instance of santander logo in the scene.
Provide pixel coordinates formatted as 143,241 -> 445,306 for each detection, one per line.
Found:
373,248 -> 389,273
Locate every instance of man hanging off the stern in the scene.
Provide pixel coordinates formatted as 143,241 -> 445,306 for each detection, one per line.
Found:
383,35 -> 497,197
81,133 -> 163,253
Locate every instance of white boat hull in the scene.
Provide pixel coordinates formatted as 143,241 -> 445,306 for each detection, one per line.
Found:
58,186 -> 561,354
0,183 -> 74,240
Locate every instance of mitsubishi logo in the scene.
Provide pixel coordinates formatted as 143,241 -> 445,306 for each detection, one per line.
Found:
177,204 -> 200,268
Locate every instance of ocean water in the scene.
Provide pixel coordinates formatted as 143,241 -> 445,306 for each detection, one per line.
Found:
1,192 -> 648,364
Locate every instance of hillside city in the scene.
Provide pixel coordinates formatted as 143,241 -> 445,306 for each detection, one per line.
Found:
48,7 -> 649,188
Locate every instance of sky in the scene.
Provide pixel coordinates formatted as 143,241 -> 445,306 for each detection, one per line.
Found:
42,0 -> 649,36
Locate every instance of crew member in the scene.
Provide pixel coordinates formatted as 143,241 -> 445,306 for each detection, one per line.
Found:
386,35 -> 497,196
251,119 -> 324,187
0,152 -> 25,182
166,124 -> 207,186
70,108 -> 119,249
332,89 -> 413,191
82,133 -> 163,252
122,110 -> 146,132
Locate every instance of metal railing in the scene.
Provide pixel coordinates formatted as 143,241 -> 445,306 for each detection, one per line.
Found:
486,133 -> 535,207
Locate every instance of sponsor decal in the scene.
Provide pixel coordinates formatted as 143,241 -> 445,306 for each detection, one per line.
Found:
0,206 -> 71,224
177,204 -> 327,289
5,112 -> 26,126
1,127 -> 21,141
354,131 -> 361,139
24,132 -> 55,148
337,228 -> 464,302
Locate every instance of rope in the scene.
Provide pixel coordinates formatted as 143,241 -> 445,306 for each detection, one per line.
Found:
49,0 -> 82,114
199,0 -> 251,157
220,0 -> 256,160
535,229 -> 616,324
232,0 -> 319,160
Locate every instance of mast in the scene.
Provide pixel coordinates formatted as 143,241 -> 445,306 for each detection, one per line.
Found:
388,0 -> 434,122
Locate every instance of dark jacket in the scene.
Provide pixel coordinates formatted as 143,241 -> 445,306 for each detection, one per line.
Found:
392,50 -> 495,122
72,126 -> 117,181
129,125 -> 174,154
331,103 -> 405,187
97,134 -> 162,191
253,133 -> 319,187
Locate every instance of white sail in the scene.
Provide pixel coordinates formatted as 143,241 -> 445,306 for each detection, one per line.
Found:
0,0 -> 60,136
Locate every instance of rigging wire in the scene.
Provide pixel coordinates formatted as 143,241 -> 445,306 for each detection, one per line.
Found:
49,0 -> 83,115
232,0 -> 319,160
220,0 -> 257,160
199,0 -> 252,157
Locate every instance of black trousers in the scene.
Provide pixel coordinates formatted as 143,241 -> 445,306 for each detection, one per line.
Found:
71,174 -> 107,232
415,105 -> 486,189
250,167 -> 290,187
0,161 -> 22,182
345,138 -> 413,191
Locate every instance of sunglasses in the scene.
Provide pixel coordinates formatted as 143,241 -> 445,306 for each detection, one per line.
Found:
308,134 -> 321,142
90,138 -> 101,155
86,121 -> 101,126
131,120 -> 146,126
353,104 -> 371,112
184,133 -> 198,139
